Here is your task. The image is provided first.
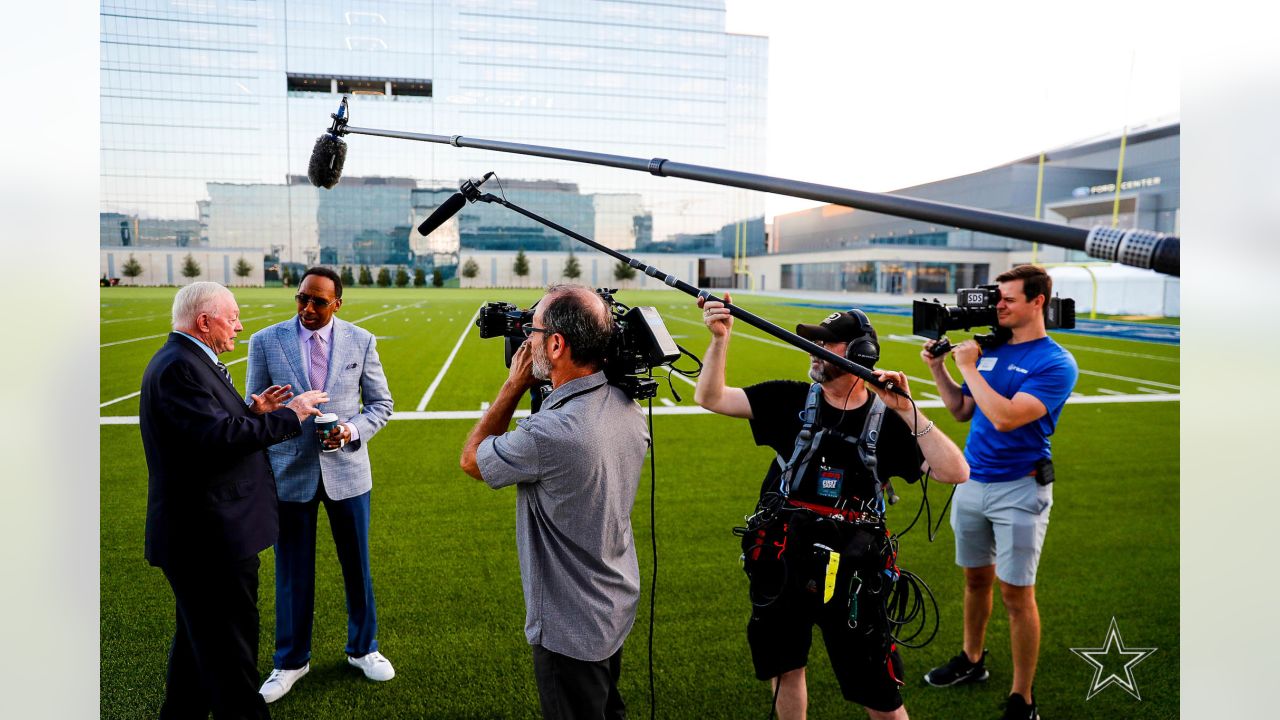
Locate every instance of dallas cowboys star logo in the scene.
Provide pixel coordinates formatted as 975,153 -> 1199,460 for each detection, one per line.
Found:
1070,617 -> 1157,700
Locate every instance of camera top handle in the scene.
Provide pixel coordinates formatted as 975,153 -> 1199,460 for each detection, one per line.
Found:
472,189 -> 908,399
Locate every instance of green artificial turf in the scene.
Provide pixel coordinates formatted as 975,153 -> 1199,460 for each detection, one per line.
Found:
100,287 -> 1178,718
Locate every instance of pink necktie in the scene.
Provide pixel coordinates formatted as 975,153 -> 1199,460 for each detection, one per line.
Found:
309,333 -> 328,391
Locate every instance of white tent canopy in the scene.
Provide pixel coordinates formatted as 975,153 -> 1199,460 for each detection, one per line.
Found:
1048,264 -> 1179,317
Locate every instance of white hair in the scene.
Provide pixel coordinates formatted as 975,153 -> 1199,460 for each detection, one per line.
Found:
171,282 -> 232,331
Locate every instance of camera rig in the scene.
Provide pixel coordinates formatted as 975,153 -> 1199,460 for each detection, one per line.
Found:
913,285 -> 1076,356
476,288 -> 684,402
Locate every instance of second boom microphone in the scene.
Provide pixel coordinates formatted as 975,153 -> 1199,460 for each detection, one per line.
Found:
417,173 -> 494,236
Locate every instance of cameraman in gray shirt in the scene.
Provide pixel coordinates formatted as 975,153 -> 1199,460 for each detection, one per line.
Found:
461,285 -> 650,720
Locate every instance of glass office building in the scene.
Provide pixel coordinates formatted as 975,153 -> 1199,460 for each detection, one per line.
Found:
100,0 -> 767,270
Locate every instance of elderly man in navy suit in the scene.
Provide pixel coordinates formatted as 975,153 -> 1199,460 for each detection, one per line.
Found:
141,281 -> 327,719
246,266 -> 395,702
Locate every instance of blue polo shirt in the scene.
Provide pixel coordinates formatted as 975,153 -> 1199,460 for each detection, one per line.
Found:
961,336 -> 1078,483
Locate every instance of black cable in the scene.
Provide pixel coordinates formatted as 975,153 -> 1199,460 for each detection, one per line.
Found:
885,568 -> 941,649
929,485 -> 957,543
646,396 -> 657,720
766,675 -> 782,720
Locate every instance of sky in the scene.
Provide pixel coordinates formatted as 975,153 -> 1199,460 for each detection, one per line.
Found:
722,0 -> 1181,220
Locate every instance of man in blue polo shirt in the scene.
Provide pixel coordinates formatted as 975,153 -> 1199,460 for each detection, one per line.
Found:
919,265 -> 1077,720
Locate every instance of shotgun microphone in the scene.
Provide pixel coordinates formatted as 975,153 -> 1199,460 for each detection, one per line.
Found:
416,172 -> 495,236
308,98 -> 349,189
417,191 -> 466,236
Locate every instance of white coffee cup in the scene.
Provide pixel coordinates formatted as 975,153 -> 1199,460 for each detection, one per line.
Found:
315,412 -> 341,452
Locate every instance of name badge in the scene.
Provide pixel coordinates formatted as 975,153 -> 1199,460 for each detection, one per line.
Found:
817,466 -> 843,499
977,356 -> 998,372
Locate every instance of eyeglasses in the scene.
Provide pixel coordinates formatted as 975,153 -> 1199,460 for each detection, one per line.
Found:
520,325 -> 550,338
295,293 -> 334,309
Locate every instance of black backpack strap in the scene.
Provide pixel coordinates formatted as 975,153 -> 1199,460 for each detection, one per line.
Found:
776,383 -> 824,498
858,396 -> 888,509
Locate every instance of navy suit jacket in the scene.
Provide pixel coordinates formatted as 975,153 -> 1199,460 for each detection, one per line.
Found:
141,333 -> 302,567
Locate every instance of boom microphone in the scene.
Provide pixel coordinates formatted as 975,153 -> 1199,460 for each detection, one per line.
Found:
417,192 -> 466,236
308,98 -> 349,188
308,133 -> 346,188
416,172 -> 495,236
330,97 -> 1180,276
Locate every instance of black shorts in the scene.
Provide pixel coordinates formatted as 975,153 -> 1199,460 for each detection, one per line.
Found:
746,576 -> 904,712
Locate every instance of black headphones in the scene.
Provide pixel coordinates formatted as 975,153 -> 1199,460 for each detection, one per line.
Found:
843,309 -> 880,369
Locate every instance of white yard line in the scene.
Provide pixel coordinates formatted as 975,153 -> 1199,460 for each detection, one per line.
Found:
668,371 -> 697,388
99,391 -> 140,408
100,314 -> 279,348
660,398 -> 675,407
1078,368 -> 1179,390
99,332 -> 169,348
887,335 -> 1179,390
885,334 -> 929,346
1096,388 -> 1125,396
416,308 -> 480,411
890,333 -> 1180,364
349,302 -> 426,325
100,312 -> 169,325
103,392 -> 1180,425
100,304 -> 412,403
1055,343 -> 1179,362
1137,387 -> 1168,394
99,357 -> 249,407
665,316 -> 794,350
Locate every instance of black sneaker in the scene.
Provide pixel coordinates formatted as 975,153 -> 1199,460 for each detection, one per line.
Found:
923,649 -> 990,687
1000,692 -> 1039,720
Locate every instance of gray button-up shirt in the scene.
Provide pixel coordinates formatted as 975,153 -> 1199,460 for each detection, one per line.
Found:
477,371 -> 650,661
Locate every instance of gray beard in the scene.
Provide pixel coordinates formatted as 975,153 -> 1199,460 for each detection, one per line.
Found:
532,348 -> 552,381
808,360 -> 844,384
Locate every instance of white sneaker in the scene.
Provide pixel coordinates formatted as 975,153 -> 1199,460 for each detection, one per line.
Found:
259,664 -> 309,703
348,651 -> 395,681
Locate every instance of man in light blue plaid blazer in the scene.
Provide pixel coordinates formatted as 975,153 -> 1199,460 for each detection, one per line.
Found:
245,267 -> 395,702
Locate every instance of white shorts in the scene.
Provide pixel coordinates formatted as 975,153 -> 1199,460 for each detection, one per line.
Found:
950,475 -> 1052,587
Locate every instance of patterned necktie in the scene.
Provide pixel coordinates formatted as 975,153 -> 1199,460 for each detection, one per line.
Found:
216,361 -> 234,389
309,333 -> 328,391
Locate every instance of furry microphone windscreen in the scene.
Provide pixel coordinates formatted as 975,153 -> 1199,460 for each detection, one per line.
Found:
307,133 -> 347,189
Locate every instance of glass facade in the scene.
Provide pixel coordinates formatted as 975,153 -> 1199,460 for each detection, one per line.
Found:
411,179 -> 597,254
780,260 -> 989,295
101,0 -> 767,268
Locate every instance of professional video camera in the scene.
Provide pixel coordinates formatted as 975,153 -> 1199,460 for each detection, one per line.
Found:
476,288 -> 686,402
914,285 -> 1075,356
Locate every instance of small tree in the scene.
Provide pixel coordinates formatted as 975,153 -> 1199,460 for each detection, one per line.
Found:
461,257 -> 479,279
181,254 -> 202,281
359,265 -> 373,286
376,267 -> 392,287
613,260 -> 637,284
340,265 -> 355,287
395,266 -> 410,287
234,256 -> 253,281
413,267 -> 426,287
121,254 -> 143,285
432,268 -> 444,287
512,249 -> 530,286
563,251 -> 581,280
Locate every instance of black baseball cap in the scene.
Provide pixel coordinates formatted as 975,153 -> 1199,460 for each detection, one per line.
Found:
796,309 -> 877,345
